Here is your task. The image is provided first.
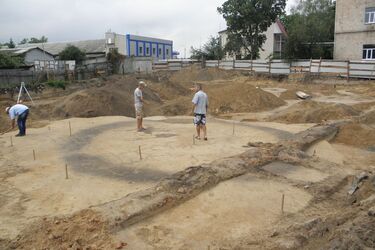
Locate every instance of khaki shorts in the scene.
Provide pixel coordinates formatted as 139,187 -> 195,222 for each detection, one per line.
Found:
135,106 -> 144,118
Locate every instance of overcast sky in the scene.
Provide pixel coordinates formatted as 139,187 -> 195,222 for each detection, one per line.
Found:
0,0 -> 296,57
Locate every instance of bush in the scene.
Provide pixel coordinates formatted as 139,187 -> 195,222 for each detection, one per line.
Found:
0,52 -> 24,69
46,80 -> 68,90
59,45 -> 86,64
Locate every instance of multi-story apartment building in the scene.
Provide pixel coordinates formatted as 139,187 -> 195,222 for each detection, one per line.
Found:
334,0 -> 375,60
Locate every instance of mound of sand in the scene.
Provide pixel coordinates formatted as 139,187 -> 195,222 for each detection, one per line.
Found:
206,82 -> 286,114
34,76 -> 162,119
360,110 -> 375,124
169,65 -> 240,83
333,122 -> 375,149
1,210 -> 115,250
269,101 -> 360,124
155,82 -> 286,116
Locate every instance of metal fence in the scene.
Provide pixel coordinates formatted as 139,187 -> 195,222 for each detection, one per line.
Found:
153,59 -> 201,71
153,59 -> 375,80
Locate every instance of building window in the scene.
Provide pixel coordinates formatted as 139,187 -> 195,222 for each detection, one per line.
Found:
166,49 -> 169,55
365,7 -> 375,24
139,46 -> 143,54
146,47 -> 150,55
363,45 -> 375,60
159,48 -> 162,55
152,48 -> 156,55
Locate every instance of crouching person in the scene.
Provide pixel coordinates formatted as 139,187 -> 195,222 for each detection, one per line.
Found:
5,104 -> 29,136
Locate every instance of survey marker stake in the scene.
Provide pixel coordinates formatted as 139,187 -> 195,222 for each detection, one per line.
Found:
33,149 -> 36,161
69,121 -> 72,136
139,146 -> 143,160
281,194 -> 285,214
232,121 -> 235,135
65,164 -> 69,179
10,136 -> 13,147
193,134 -> 195,145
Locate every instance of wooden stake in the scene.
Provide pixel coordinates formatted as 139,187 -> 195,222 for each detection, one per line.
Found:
193,134 -> 195,145
69,121 -> 72,136
33,149 -> 36,161
281,194 -> 285,214
232,121 -> 235,135
138,146 -> 142,160
65,164 -> 69,179
10,136 -> 13,147
347,60 -> 350,82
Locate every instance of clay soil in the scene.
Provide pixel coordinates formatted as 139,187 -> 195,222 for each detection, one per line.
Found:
1,67 -> 375,249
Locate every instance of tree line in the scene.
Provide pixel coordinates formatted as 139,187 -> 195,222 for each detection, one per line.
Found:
191,0 -> 336,60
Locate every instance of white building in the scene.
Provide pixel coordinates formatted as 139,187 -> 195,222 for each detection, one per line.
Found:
105,32 -> 173,60
219,19 -> 287,60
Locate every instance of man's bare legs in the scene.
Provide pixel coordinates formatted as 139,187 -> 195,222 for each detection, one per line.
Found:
195,125 -> 201,139
137,117 -> 144,131
202,125 -> 207,139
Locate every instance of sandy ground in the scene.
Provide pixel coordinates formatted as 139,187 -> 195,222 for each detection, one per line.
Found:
0,115 -> 312,239
0,70 -> 374,248
116,172 -> 312,249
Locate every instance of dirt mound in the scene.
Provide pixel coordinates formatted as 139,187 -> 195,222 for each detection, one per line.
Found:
206,82 -> 286,114
352,101 -> 375,112
360,110 -> 375,124
169,65 -> 240,83
33,76 -> 162,119
269,101 -> 360,123
0,209 -> 115,250
154,82 -> 286,116
333,122 -> 375,149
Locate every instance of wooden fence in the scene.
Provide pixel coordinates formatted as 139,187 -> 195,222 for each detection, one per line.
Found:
153,59 -> 375,80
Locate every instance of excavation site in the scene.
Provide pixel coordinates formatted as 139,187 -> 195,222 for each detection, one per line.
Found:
0,67 -> 375,249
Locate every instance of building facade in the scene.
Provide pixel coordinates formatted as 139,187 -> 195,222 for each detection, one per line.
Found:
0,47 -> 54,65
105,32 -> 173,60
334,0 -> 375,60
219,19 -> 287,60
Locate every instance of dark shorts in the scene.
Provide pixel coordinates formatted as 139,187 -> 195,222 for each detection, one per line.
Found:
193,113 -> 206,126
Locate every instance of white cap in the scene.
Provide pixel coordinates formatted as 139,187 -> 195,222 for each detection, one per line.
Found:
5,107 -> 10,113
139,81 -> 147,87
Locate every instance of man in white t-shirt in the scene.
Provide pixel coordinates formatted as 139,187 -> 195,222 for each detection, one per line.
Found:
134,81 -> 147,132
3,104 -> 30,136
192,83 -> 208,140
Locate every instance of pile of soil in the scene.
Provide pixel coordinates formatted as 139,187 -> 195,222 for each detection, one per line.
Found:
169,65 -> 240,83
269,100 -> 360,123
352,101 -> 375,112
334,122 -> 375,149
206,82 -> 286,114
33,76 -> 162,119
360,110 -> 375,124
154,82 -> 286,116
0,209 -> 115,250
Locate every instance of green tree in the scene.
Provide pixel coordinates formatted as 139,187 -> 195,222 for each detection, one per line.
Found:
282,0 -> 335,59
19,36 -> 48,45
218,0 -> 286,59
19,38 -> 29,45
29,36 -> 48,43
4,38 -> 16,48
0,52 -> 23,68
59,45 -> 86,63
107,48 -> 125,73
190,36 -> 224,60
